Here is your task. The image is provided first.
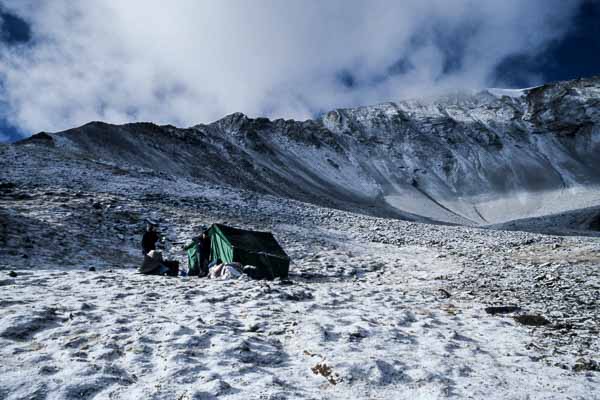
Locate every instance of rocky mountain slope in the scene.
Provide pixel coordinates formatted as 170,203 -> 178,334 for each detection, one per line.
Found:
1,77 -> 600,399
17,75 -> 600,227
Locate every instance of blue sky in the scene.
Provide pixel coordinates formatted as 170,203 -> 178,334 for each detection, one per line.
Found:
0,0 -> 599,142
492,0 -> 600,87
0,5 -> 29,141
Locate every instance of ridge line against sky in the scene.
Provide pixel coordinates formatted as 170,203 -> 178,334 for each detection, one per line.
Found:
0,0 -> 599,142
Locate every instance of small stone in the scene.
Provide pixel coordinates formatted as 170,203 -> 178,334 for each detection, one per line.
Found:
573,358 -> 600,372
539,262 -> 551,268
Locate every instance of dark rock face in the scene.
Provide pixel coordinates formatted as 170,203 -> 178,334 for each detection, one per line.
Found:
514,314 -> 551,326
17,76 -> 600,225
588,213 -> 600,231
16,132 -> 55,146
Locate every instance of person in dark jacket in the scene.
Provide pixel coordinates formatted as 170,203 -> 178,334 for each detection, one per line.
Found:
141,223 -> 159,255
184,231 -> 211,277
199,231 -> 211,274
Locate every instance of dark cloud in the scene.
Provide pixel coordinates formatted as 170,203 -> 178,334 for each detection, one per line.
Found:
0,7 -> 31,45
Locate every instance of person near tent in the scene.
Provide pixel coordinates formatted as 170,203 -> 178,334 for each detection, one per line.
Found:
139,250 -> 179,276
200,231 -> 211,272
141,223 -> 159,255
184,230 -> 211,277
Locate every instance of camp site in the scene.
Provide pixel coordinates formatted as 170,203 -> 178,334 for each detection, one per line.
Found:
140,222 -> 291,281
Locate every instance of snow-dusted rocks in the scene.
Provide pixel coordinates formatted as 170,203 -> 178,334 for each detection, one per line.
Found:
0,76 -> 599,398
8,76 -> 600,226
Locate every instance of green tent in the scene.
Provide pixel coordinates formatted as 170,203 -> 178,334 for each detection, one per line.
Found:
207,223 -> 290,278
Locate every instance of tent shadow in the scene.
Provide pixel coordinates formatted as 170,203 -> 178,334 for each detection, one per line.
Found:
288,272 -> 356,284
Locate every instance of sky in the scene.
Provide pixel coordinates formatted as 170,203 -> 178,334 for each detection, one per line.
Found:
0,0 -> 599,142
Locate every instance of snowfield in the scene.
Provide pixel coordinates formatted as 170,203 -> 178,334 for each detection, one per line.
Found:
1,155 -> 599,399
1,77 -> 600,399
1,249 -> 598,400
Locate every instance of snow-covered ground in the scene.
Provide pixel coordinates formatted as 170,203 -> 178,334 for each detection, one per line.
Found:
2,243 -> 598,400
1,142 -> 599,399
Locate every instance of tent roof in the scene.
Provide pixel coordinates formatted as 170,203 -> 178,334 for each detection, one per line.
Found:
209,223 -> 289,260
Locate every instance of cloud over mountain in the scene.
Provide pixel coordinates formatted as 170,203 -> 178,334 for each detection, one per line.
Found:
0,0 -> 583,136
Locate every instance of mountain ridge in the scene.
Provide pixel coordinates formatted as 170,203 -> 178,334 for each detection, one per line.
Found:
11,75 -> 600,229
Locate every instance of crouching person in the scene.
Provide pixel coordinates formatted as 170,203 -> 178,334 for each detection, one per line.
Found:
139,250 -> 178,276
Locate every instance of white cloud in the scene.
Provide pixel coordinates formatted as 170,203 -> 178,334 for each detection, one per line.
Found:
0,0 -> 583,136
